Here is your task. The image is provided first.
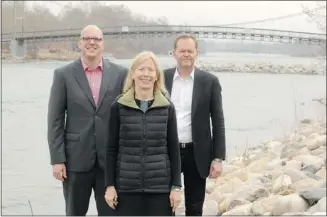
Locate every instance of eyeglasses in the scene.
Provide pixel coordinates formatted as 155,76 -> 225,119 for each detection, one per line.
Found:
81,37 -> 103,42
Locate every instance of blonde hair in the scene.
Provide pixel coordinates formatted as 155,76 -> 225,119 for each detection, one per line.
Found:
123,51 -> 168,95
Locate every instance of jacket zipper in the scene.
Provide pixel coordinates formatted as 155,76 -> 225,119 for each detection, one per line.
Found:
141,111 -> 146,192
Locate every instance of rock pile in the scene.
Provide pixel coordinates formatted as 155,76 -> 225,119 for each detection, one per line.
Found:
196,61 -> 326,75
176,120 -> 326,216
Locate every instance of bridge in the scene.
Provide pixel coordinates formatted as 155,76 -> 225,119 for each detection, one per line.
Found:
2,25 -> 326,58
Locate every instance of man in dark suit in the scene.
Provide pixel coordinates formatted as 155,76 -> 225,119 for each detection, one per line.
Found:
47,25 -> 127,216
164,35 -> 226,216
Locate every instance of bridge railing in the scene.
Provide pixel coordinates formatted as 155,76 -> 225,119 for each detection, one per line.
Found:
167,26 -> 326,40
1,25 -> 326,41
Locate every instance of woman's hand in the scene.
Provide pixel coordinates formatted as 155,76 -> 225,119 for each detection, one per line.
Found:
169,188 -> 182,213
104,186 -> 118,210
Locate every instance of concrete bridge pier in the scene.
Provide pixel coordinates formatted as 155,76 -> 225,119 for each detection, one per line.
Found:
10,39 -> 26,59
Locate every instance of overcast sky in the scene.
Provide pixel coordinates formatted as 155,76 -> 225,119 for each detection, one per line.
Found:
27,1 -> 325,33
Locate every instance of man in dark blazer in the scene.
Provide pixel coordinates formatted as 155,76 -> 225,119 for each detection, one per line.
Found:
47,25 -> 127,216
164,35 -> 226,216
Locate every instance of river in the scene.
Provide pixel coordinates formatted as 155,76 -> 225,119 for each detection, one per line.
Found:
1,55 -> 326,215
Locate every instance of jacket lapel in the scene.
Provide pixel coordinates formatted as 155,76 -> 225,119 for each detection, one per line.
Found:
165,68 -> 175,95
96,59 -> 113,111
191,68 -> 201,119
73,59 -> 96,108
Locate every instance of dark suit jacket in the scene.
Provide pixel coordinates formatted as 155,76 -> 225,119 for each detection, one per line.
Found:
164,67 -> 226,178
47,58 -> 127,172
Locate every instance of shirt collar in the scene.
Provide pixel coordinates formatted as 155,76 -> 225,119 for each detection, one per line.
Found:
173,68 -> 195,80
81,58 -> 103,71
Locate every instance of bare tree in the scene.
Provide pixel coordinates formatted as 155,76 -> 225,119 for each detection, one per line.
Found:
302,1 -> 326,32
1,1 -> 175,58
302,1 -> 326,75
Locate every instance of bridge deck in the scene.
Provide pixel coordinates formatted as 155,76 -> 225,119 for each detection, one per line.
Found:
2,25 -> 326,44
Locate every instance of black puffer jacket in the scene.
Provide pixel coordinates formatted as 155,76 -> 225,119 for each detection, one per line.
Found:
105,88 -> 182,193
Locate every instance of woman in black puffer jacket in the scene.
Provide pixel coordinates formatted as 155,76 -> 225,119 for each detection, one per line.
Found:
104,51 -> 182,216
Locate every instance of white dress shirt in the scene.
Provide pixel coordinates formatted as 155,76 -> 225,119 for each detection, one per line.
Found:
170,68 -> 195,143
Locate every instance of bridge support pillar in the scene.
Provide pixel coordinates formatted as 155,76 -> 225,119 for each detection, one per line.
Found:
10,39 -> 26,59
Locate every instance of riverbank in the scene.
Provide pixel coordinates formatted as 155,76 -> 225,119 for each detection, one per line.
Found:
3,53 -> 326,76
1,52 -> 79,62
197,59 -> 326,75
175,119 -> 326,215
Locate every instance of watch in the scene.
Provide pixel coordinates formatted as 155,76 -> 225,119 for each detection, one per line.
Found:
171,185 -> 182,191
213,158 -> 223,163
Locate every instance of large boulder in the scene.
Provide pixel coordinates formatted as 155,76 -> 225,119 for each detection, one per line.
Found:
272,174 -> 292,194
293,155 -> 324,171
205,179 -> 216,194
282,160 -> 302,170
310,146 -> 326,156
307,135 -> 326,150
231,184 -> 270,203
224,169 -> 248,182
315,167 -> 326,179
251,195 -> 282,215
267,169 -> 283,180
271,194 -> 309,215
245,157 -> 271,173
203,200 -> 219,215
283,169 -> 308,183
287,147 -> 311,159
308,197 -> 326,214
212,177 -> 244,194
221,165 -> 241,176
299,187 -> 326,205
222,203 -> 253,215
224,183 -> 270,213
290,178 -> 320,192
301,164 -> 320,175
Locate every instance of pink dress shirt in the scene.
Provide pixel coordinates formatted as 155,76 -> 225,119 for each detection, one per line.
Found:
81,58 -> 103,105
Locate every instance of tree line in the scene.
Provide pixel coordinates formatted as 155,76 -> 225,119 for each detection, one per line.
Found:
2,1 -> 177,57
2,1 -> 170,33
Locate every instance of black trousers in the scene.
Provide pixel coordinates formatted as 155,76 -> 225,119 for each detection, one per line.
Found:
62,161 -> 114,216
113,193 -> 173,216
181,147 -> 206,216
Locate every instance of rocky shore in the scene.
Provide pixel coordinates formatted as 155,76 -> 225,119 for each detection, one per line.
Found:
176,119 -> 326,216
196,59 -> 326,75
3,53 -> 326,75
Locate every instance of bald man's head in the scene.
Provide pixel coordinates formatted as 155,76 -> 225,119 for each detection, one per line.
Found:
78,25 -> 104,60
80,25 -> 103,38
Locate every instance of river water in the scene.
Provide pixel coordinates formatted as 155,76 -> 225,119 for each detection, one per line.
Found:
1,55 -> 326,215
